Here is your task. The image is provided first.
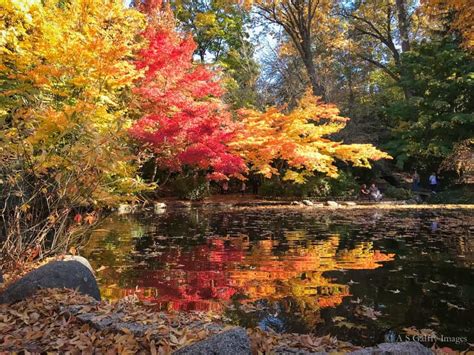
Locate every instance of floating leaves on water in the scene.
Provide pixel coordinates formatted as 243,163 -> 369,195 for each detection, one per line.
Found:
75,207 -> 474,348
446,302 -> 466,311
403,326 -> 437,338
442,282 -> 456,288
335,321 -> 367,330
355,305 -> 382,320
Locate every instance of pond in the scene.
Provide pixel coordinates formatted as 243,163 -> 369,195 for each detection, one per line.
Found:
83,206 -> 474,349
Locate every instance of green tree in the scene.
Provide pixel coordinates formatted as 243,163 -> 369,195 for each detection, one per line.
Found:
174,0 -> 247,62
173,0 -> 260,108
386,38 -> 474,170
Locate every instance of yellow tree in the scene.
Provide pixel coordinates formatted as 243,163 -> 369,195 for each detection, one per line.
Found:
230,91 -> 391,183
423,0 -> 474,49
0,0 -> 148,261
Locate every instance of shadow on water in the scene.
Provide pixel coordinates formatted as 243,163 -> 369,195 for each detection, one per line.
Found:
83,207 -> 474,348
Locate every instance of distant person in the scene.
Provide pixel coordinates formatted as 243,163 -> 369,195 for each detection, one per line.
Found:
250,174 -> 261,195
222,181 -> 229,194
429,172 -> 438,193
360,184 -> 370,200
240,181 -> 246,195
412,170 -> 420,191
369,183 -> 383,202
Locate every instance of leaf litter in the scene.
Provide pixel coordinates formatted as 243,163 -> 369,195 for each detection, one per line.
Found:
0,289 -> 361,353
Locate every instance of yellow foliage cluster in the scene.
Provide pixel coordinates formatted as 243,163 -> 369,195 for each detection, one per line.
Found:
0,0 -> 149,206
1,0 -> 391,199
231,91 -> 391,183
423,0 -> 474,49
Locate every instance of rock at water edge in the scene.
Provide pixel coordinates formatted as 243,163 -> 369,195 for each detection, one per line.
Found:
349,341 -> 433,355
0,260 -> 101,304
173,327 -> 251,355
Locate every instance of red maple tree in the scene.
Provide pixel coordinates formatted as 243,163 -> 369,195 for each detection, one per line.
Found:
130,4 -> 246,180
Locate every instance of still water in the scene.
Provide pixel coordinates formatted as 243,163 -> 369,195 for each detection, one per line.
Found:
83,207 -> 474,347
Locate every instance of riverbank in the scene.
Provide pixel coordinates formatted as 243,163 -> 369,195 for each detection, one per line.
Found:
1,288 -> 439,354
0,285 -> 360,353
2,204 -> 472,353
146,196 -> 474,211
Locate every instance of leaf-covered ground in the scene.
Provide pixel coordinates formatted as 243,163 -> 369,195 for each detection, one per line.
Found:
0,288 -> 363,354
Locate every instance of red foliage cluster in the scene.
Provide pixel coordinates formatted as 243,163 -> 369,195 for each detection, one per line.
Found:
130,9 -> 246,180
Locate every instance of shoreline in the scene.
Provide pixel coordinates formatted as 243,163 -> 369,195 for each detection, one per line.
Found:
0,288 -> 440,354
148,198 -> 474,210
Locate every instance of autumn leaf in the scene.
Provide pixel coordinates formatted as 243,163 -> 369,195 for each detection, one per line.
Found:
230,90 -> 391,183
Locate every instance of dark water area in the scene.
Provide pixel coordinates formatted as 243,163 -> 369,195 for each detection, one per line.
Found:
83,207 -> 474,349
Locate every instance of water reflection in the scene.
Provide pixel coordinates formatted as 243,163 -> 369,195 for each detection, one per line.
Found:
85,216 -> 394,313
83,208 -> 474,346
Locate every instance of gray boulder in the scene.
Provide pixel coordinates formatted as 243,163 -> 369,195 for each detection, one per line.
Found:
0,260 -> 101,304
62,255 -> 94,273
302,200 -> 314,206
173,327 -> 251,355
326,201 -> 339,208
349,341 -> 433,355
274,341 -> 432,355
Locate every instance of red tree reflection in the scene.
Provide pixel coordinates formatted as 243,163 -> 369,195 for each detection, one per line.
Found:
105,234 -> 394,313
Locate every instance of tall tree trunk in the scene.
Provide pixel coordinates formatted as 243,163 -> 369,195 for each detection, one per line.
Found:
257,1 -> 327,101
396,0 -> 412,100
395,0 -> 410,53
301,36 -> 326,99
303,55 -> 325,99
347,66 -> 355,113
199,48 -> 206,63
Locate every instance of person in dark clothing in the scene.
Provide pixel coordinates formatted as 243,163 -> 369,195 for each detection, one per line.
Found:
412,170 -> 420,191
360,184 -> 370,200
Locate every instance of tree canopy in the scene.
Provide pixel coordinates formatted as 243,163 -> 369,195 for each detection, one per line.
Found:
3,0 -> 473,261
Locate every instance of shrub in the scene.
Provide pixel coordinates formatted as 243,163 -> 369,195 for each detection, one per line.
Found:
257,171 -> 359,199
384,186 -> 414,200
170,176 -> 210,200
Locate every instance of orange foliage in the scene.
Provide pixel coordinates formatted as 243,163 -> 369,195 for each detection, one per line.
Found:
96,233 -> 395,313
423,0 -> 474,49
230,91 -> 391,183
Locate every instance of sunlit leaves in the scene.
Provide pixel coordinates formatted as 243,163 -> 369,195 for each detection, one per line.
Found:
386,39 -> 474,169
230,91 -> 391,183
423,0 -> 474,49
130,6 -> 246,180
1,0 -> 149,206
